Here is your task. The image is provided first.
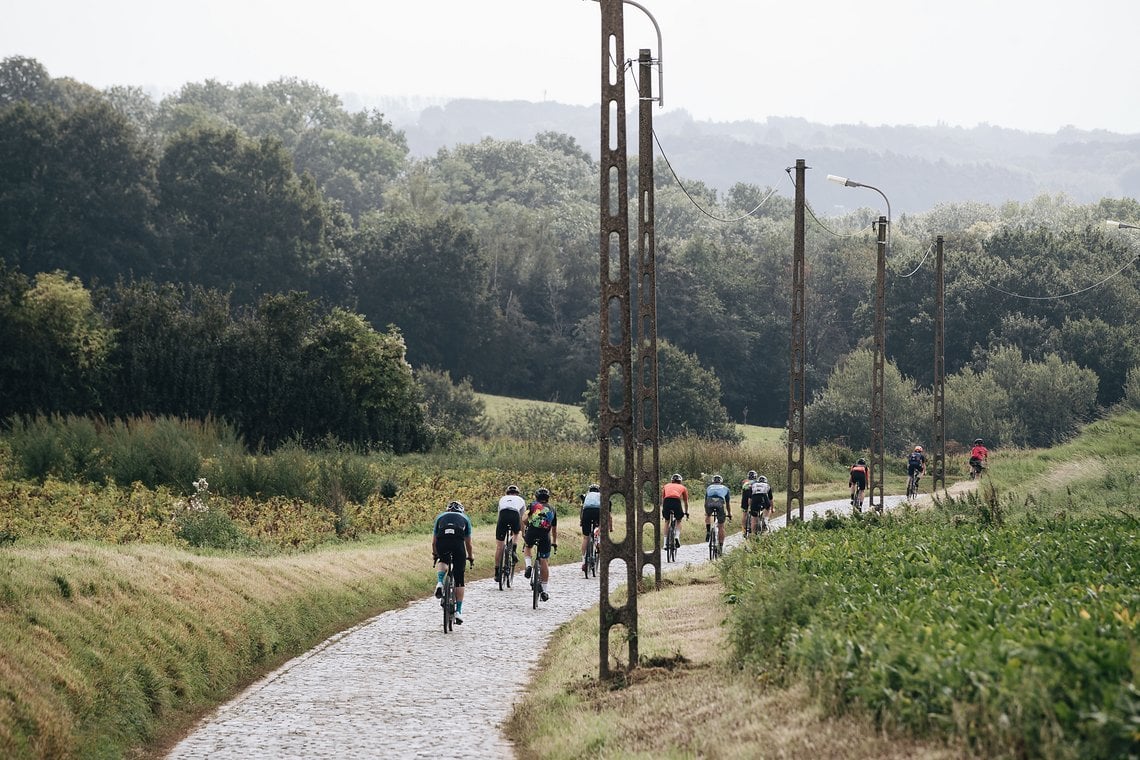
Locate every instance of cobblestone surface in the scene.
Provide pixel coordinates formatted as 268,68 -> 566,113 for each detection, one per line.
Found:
167,495 -> 903,759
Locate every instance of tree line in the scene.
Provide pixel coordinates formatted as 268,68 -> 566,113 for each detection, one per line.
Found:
2,56 -> 1139,451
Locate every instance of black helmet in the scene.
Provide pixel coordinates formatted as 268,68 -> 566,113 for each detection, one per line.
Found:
671,473 -> 683,483
857,458 -> 866,465
447,500 -> 465,513
747,470 -> 757,479
588,484 -> 600,492
506,484 -> 520,495
974,438 -> 983,445
535,487 -> 550,502
711,474 -> 722,483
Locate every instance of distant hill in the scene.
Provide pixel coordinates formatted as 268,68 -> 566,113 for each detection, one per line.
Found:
374,97 -> 1140,216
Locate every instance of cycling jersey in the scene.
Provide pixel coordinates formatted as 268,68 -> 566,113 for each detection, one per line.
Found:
849,465 -> 868,487
970,445 -> 989,462
498,494 -> 526,513
748,480 -> 772,514
581,491 -> 602,509
907,452 -> 926,474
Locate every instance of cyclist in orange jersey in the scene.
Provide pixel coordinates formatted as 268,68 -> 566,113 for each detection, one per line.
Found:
661,473 -> 689,549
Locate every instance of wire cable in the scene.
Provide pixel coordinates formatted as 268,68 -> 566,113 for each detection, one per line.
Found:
897,243 -> 934,278
784,167 -> 871,240
617,55 -> 784,223
975,252 -> 1140,300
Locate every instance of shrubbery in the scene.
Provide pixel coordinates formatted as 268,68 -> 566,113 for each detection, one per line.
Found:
721,502 -> 1140,758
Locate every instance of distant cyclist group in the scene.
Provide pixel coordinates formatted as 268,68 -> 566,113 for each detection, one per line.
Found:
431,441 -> 990,624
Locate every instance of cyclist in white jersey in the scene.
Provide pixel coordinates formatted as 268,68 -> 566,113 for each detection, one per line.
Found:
494,484 -> 526,584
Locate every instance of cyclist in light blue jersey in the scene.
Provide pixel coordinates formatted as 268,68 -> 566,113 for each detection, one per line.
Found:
704,474 -> 732,554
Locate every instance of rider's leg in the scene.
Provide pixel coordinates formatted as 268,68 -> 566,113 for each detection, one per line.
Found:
717,514 -> 726,546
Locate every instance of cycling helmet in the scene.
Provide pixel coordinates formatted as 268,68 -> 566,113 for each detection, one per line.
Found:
758,476 -> 767,483
506,484 -> 520,495
535,487 -> 551,502
747,470 -> 757,480
671,473 -> 683,483
447,500 -> 465,513
588,484 -> 600,492
914,445 -> 923,453
857,458 -> 866,465
974,438 -> 983,445
711,474 -> 722,483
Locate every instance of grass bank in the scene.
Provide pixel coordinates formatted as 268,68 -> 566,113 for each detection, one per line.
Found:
0,524 -> 530,759
505,563 -> 962,759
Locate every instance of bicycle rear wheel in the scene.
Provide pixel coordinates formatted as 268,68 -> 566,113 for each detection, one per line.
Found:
665,519 -> 676,562
531,569 -> 540,610
590,538 -> 599,577
504,539 -> 515,588
442,570 -> 455,633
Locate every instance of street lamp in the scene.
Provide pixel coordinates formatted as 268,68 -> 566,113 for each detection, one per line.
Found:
828,173 -> 891,512
1106,219 -> 1140,230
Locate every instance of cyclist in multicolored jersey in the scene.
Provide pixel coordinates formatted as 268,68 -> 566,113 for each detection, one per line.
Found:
661,473 -> 689,549
849,458 -> 869,510
748,475 -> 772,534
704,475 -> 732,554
579,484 -> 609,574
494,484 -> 526,585
522,488 -> 558,601
432,500 -> 474,624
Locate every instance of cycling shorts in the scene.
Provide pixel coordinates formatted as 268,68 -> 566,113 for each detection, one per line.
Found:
748,498 -> 769,516
436,540 -> 467,586
661,497 -> 685,521
523,525 -> 553,559
495,509 -> 521,541
850,475 -> 867,489
704,502 -> 726,524
580,506 -> 601,536
908,465 -> 924,476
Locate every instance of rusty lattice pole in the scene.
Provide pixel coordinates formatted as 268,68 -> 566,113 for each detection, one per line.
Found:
933,235 -> 946,494
787,159 -> 807,522
635,48 -> 661,587
869,215 -> 887,511
598,0 -> 638,679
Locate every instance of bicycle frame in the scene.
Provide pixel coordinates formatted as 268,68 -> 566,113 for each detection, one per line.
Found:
441,555 -> 457,633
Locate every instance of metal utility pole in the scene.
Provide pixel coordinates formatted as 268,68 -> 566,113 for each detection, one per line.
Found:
870,215 -> 887,511
787,159 -> 807,522
598,0 -> 638,680
635,48 -> 661,588
932,235 -> 946,494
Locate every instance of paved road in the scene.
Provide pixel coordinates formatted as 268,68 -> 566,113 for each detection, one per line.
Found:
166,495 -> 905,759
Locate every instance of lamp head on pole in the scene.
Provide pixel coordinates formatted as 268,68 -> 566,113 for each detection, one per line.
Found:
827,174 -> 859,188
1106,219 -> 1140,230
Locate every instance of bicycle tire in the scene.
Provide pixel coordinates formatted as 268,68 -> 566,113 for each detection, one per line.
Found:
531,568 -> 540,610
442,566 -> 455,633
591,536 -> 599,577
665,518 -> 676,562
504,538 -> 515,589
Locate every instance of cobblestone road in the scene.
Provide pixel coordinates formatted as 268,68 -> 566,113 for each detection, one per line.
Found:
167,495 -> 904,759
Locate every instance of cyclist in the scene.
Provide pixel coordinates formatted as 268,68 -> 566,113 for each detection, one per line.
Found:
579,484 -> 610,573
907,445 -> 927,490
704,475 -> 732,555
849,458 -> 869,510
661,473 -> 689,549
740,470 -> 757,534
748,475 -> 772,534
432,500 -> 474,625
494,484 -> 526,585
969,438 -> 989,478
522,487 -> 558,602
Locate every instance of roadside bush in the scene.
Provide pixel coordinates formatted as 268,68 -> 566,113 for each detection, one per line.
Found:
722,508 -> 1140,758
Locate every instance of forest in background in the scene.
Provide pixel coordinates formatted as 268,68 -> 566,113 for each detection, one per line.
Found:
2,55 -> 1140,452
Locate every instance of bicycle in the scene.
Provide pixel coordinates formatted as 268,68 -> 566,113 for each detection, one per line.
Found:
665,515 -> 678,563
440,554 -> 457,633
584,523 -> 599,579
906,470 -> 922,500
707,520 -> 720,560
530,543 -> 555,609
499,530 -> 518,590
969,458 -> 985,479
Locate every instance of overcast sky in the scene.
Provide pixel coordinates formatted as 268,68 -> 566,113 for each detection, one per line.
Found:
4,0 -> 1139,134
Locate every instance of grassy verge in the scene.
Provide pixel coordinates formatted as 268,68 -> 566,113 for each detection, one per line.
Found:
0,524 -> 526,759
505,564 -> 962,759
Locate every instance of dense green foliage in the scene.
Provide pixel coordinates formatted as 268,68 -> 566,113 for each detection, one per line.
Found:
722,411 -> 1140,759
2,55 -> 1139,444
